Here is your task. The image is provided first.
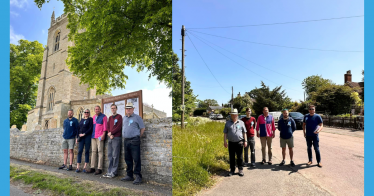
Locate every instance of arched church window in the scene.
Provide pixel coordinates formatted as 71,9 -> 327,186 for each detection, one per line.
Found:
54,30 -> 61,52
47,87 -> 56,111
78,107 -> 84,121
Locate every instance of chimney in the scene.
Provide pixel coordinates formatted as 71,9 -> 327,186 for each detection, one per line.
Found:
344,70 -> 352,83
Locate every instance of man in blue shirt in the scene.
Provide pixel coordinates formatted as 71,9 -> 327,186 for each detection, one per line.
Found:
58,109 -> 79,171
120,102 -> 145,185
278,109 -> 296,167
303,105 -> 323,167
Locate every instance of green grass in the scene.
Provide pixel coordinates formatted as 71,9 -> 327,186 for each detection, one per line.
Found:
10,165 -> 144,196
172,121 -> 229,195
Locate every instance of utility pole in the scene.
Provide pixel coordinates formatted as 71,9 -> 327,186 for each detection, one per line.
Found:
231,86 -> 233,111
181,25 -> 185,128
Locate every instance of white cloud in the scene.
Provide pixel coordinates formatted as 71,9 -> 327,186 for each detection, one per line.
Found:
142,85 -> 172,117
10,0 -> 28,8
10,26 -> 25,44
10,11 -> 19,17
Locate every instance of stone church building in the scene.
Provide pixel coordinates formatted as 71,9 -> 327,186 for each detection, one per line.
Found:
24,12 -> 166,131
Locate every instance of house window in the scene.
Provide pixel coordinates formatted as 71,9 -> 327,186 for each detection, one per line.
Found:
54,31 -> 61,52
47,87 -> 56,111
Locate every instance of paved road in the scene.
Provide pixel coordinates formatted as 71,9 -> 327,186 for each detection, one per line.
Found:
10,185 -> 31,196
201,127 -> 364,196
10,159 -> 172,196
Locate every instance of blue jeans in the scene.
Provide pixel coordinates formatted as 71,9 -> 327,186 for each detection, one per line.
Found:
306,135 -> 321,163
124,136 -> 141,178
77,135 -> 91,163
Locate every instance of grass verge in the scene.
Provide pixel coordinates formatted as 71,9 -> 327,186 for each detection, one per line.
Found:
172,121 -> 229,195
10,164 -> 147,196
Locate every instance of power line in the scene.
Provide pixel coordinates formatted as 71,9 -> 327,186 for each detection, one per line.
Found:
188,15 -> 364,29
188,31 -> 301,81
187,30 -> 363,52
186,34 -> 231,95
188,32 -> 302,93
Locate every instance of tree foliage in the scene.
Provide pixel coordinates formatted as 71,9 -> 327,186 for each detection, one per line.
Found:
197,99 -> 219,108
171,54 -> 197,121
247,81 -> 293,115
302,75 -> 333,100
310,84 -> 354,115
34,0 -> 172,94
10,40 -> 44,128
232,93 -> 253,114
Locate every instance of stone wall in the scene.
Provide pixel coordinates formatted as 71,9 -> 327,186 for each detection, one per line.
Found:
10,117 -> 172,185
143,105 -> 167,118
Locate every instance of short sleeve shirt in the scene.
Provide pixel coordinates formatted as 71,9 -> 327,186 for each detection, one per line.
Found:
122,113 -> 145,138
223,120 -> 247,142
303,114 -> 323,136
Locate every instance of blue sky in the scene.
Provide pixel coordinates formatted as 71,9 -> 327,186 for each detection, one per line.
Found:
10,0 -> 171,116
173,0 -> 364,105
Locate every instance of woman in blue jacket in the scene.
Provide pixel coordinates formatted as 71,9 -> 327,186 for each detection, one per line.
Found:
76,109 -> 93,173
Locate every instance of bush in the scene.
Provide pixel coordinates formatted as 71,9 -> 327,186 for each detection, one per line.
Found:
193,108 -> 207,116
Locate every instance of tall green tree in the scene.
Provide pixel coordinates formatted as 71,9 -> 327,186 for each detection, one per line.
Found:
10,40 -> 44,129
302,75 -> 334,100
311,84 -> 354,115
171,54 -> 197,121
34,0 -> 172,94
232,94 -> 253,113
197,99 -> 219,108
247,81 -> 293,115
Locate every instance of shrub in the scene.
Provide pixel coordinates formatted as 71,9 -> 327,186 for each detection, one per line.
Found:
193,108 -> 206,116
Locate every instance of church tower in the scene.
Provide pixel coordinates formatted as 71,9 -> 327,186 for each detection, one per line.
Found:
27,11 -> 97,130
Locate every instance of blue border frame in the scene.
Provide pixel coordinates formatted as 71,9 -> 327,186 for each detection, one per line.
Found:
2,0 -> 10,194
365,1 -> 373,195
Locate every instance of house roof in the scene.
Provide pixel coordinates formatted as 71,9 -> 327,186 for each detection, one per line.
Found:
346,81 -> 363,93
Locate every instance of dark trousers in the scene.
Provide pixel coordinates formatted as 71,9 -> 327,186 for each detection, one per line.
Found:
228,141 -> 244,172
124,136 -> 142,178
107,137 -> 122,175
244,137 -> 255,164
77,135 -> 91,163
306,135 -> 321,163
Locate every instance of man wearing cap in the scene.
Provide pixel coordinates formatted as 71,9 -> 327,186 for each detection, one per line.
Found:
256,107 -> 276,165
278,109 -> 296,167
121,102 -> 145,185
303,105 -> 323,167
87,105 -> 107,175
224,108 -> 247,177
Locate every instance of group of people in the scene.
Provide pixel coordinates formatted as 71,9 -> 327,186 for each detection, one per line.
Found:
223,105 -> 323,176
59,102 -> 146,185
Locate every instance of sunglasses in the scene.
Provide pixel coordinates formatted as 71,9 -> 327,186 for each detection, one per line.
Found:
84,112 -> 90,113
309,109 -> 315,110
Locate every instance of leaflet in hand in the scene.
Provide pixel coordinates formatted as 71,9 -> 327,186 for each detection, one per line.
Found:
314,125 -> 320,133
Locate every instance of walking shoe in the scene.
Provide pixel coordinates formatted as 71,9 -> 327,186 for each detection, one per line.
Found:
279,160 -> 285,166
261,159 -> 266,165
58,164 -> 66,170
290,161 -> 295,167
133,175 -> 142,185
307,161 -> 313,166
238,170 -> 244,176
67,165 -> 73,171
75,168 -> 81,173
121,175 -> 134,181
251,163 -> 256,168
103,173 -> 111,178
318,163 -> 323,167
83,169 -> 87,173
108,173 -> 116,178
86,168 -> 95,173
268,161 -> 272,165
94,169 -> 102,175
